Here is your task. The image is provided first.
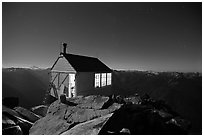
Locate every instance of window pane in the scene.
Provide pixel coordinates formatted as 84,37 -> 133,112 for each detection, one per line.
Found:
101,73 -> 106,87
107,73 -> 112,85
95,73 -> 100,88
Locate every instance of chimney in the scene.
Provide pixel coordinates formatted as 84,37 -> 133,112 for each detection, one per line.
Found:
62,43 -> 67,54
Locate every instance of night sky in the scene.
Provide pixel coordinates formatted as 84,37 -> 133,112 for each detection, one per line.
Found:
2,2 -> 202,72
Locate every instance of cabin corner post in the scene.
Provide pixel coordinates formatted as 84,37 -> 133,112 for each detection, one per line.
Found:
74,73 -> 78,97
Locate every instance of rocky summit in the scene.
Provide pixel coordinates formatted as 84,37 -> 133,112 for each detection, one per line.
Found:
28,94 -> 191,135
2,94 -> 191,135
29,95 -> 122,135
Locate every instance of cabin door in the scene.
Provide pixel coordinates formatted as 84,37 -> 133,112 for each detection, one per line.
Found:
50,72 -> 76,98
68,74 -> 76,98
58,73 -> 69,97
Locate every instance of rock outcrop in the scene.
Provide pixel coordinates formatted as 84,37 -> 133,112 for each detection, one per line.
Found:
31,105 -> 48,117
29,95 -> 122,135
2,105 -> 41,135
61,113 -> 113,135
3,94 -> 191,135
14,107 -> 41,122
3,125 -> 23,135
29,94 -> 191,135
2,113 -> 16,128
99,104 -> 190,134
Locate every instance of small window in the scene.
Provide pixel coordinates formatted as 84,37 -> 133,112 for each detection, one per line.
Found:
95,73 -> 100,88
107,73 -> 112,85
101,73 -> 106,87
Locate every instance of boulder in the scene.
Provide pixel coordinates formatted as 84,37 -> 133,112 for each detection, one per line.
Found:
2,105 -> 22,118
16,118 -> 33,134
47,100 -> 121,124
166,117 -> 191,133
106,103 -> 122,113
31,105 -> 48,117
30,97 -> 122,135
3,111 -> 33,135
124,96 -> 141,104
2,113 -> 16,128
14,107 -> 41,122
29,116 -> 71,135
66,95 -> 110,109
2,105 -> 33,134
2,125 -> 23,135
64,103 -> 122,124
154,109 -> 173,121
65,107 -> 102,123
120,128 -> 131,134
61,113 -> 113,135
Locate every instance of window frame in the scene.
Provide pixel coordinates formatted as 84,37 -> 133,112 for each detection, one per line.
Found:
94,73 -> 101,88
107,73 -> 112,85
101,73 -> 107,87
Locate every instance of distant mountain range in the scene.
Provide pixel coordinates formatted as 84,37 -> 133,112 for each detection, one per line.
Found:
29,66 -> 43,70
2,67 -> 202,134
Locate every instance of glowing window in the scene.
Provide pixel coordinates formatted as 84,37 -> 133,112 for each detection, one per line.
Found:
95,73 -> 100,88
101,73 -> 106,87
107,73 -> 112,85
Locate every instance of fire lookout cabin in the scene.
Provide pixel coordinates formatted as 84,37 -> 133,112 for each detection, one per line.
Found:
49,43 -> 112,99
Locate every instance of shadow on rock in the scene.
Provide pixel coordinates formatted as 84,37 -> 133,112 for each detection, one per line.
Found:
99,104 -> 191,135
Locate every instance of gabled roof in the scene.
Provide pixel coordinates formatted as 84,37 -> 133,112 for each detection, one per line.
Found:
62,53 -> 112,72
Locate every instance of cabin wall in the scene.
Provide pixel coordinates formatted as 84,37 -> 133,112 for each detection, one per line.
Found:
50,72 -> 68,97
50,55 -> 76,98
50,71 -> 77,98
76,72 -> 112,96
52,56 -> 76,72
50,55 -> 112,97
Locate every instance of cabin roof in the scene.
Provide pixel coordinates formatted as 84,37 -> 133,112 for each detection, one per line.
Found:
62,53 -> 112,72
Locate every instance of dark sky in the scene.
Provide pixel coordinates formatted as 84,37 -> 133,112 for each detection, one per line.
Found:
2,2 -> 202,72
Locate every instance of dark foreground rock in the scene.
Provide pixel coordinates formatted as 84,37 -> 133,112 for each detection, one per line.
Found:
2,105 -> 34,135
3,125 -> 23,135
14,107 -> 41,122
2,113 -> 16,129
99,104 -> 191,135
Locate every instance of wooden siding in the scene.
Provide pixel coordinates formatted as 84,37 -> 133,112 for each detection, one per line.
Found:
76,72 -> 112,96
50,72 -> 70,98
52,56 -> 76,72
